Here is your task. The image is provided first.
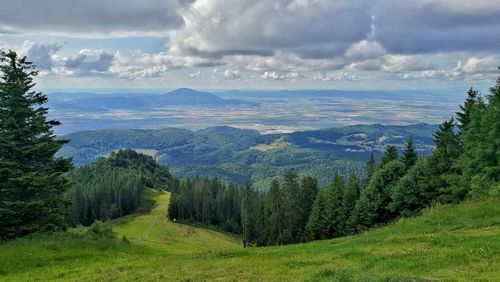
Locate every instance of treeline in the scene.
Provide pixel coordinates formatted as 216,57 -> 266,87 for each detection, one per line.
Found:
64,149 -> 175,226
168,178 -> 242,233
168,77 -> 500,247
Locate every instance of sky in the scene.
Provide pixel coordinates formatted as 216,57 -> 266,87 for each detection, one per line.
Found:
0,0 -> 499,91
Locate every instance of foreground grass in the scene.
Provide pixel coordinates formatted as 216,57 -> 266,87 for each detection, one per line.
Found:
0,192 -> 498,281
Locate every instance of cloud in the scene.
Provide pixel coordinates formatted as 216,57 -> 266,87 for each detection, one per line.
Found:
455,56 -> 500,74
18,41 -> 61,70
64,49 -> 115,75
260,71 -> 303,81
3,0 -> 499,84
374,0 -> 500,54
0,0 -> 185,37
348,55 -> 436,73
345,40 -> 385,60
168,0 -> 372,59
189,70 -> 201,78
212,68 -> 242,80
313,72 -> 360,81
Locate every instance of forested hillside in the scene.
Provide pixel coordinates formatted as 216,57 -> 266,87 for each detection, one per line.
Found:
167,80 -> 500,247
63,149 -> 176,226
58,123 -> 437,189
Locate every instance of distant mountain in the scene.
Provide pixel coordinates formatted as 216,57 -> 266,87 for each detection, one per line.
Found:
58,123 -> 438,189
149,88 -> 249,106
48,88 -> 256,111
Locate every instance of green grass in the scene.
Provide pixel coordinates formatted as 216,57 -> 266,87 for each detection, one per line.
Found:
250,137 -> 292,152
1,192 -> 498,281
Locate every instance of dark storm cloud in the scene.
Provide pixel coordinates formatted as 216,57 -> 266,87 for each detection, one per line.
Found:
0,0 -> 185,36
168,0 -> 500,60
374,0 -> 500,54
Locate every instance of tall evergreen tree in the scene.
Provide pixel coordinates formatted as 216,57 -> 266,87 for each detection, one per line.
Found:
456,87 -> 479,134
350,160 -> 405,230
241,182 -> 255,247
0,51 -> 72,240
304,190 -> 329,241
325,174 -> 345,238
380,145 -> 399,167
299,176 -> 319,238
402,137 -> 418,171
281,169 -> 302,243
365,153 -> 376,185
390,158 -> 433,217
341,175 -> 360,235
264,180 -> 282,245
427,118 -> 462,203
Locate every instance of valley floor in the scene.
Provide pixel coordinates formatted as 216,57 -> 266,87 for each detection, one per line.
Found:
1,190 -> 499,281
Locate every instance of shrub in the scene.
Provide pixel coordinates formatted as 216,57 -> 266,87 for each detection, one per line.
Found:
86,221 -> 115,240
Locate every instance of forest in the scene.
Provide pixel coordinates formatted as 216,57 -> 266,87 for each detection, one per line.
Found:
0,50 -> 499,249
167,84 -> 500,246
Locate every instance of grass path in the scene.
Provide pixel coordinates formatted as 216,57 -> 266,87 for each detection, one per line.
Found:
111,188 -> 240,253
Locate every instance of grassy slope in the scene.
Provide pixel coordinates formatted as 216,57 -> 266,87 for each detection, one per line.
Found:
0,191 -> 498,281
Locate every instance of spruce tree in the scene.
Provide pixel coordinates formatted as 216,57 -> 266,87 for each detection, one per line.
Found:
304,190 -> 329,241
281,169 -> 301,243
325,174 -> 345,238
402,137 -> 418,171
299,176 -> 319,236
380,145 -> 399,167
456,87 -> 479,134
428,118 -> 461,203
390,158 -> 432,217
264,179 -> 282,245
0,51 -> 72,240
365,153 -> 376,185
351,160 -> 405,230
341,174 -> 360,234
241,182 -> 254,247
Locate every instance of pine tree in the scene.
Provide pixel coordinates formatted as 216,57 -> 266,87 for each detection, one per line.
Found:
241,182 -> 254,247
427,118 -> 461,203
380,145 -> 399,167
281,169 -> 302,243
299,176 -> 319,238
264,179 -> 282,245
304,190 -> 329,241
325,174 -> 345,238
390,158 -> 433,217
456,87 -> 479,134
402,137 -> 418,171
0,51 -> 72,240
341,174 -> 360,234
365,153 -> 376,185
350,160 -> 405,230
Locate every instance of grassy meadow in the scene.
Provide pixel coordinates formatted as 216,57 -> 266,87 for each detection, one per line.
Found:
0,190 -> 498,281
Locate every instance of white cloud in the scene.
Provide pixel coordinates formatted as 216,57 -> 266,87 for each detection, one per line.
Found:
313,72 -> 360,81
212,68 -> 242,80
345,40 -> 385,60
260,71 -> 303,81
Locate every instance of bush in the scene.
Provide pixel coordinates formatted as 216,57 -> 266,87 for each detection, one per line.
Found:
86,221 -> 115,240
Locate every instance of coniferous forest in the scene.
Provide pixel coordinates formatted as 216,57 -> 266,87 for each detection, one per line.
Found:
1,51 -> 499,247
167,73 -> 500,247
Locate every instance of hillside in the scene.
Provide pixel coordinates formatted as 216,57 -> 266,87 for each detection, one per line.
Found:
58,124 -> 437,189
0,192 -> 498,281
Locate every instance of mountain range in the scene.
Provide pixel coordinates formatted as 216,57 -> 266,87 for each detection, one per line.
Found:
48,88 -> 256,111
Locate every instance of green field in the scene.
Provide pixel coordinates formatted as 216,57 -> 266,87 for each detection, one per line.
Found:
1,190 -> 498,281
